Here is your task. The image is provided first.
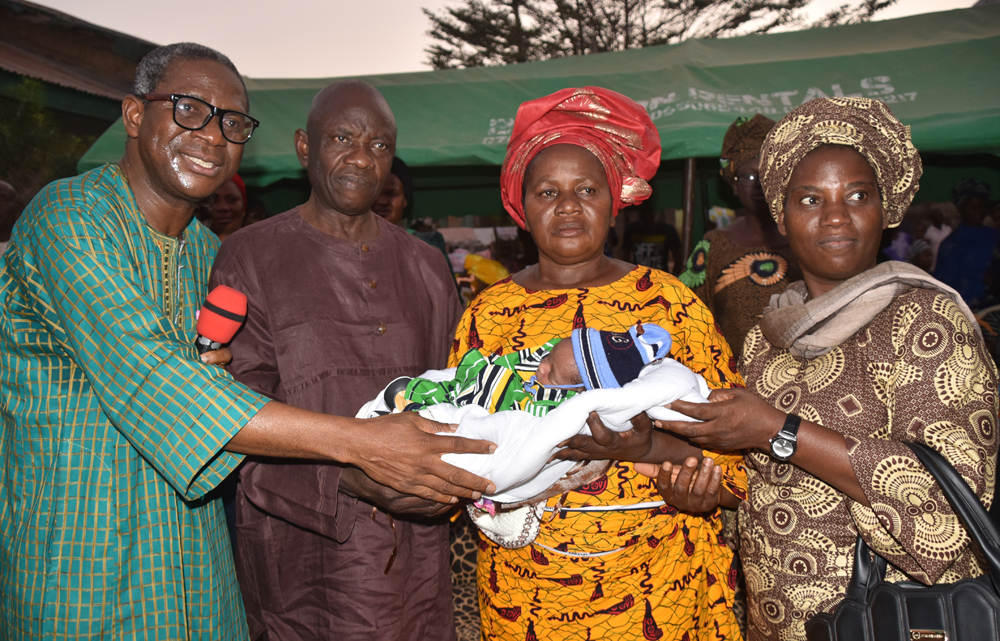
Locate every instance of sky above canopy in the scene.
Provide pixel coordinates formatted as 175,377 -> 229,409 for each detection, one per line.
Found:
35,0 -> 973,79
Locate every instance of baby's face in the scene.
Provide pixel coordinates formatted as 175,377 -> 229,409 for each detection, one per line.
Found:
535,339 -> 584,388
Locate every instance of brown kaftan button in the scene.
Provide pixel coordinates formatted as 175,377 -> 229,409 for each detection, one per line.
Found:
369,280 -> 377,289
378,324 -> 387,334
361,244 -> 370,252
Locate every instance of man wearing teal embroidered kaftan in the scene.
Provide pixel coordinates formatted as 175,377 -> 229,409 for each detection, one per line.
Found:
0,44 -> 494,640
0,164 -> 265,638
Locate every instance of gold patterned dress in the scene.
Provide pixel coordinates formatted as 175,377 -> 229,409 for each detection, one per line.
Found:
450,266 -> 746,641
738,287 -> 998,641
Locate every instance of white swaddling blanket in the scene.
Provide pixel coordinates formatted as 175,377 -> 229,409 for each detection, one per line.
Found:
356,358 -> 711,503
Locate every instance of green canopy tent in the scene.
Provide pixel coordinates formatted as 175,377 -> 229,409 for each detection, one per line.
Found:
79,4 -> 1000,252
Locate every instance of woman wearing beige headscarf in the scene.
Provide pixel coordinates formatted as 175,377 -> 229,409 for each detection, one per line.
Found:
646,97 -> 998,641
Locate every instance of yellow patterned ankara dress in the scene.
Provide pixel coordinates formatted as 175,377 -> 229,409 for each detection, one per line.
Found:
450,266 -> 746,641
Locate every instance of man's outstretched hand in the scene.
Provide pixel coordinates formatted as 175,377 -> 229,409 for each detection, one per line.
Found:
349,412 -> 497,505
228,401 -> 497,506
340,467 -> 457,518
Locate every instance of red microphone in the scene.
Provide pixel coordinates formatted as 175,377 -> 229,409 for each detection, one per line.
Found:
195,285 -> 247,354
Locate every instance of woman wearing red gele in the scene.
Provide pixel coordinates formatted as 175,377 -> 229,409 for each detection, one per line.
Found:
656,97 -> 998,641
451,86 -> 747,640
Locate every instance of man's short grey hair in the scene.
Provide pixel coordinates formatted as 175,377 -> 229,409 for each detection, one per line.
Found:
133,43 -> 248,106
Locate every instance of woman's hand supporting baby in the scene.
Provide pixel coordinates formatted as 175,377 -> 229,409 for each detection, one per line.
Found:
656,387 -> 785,452
662,387 -> 871,507
635,457 -> 739,513
555,412 -> 659,463
554,411 -> 739,513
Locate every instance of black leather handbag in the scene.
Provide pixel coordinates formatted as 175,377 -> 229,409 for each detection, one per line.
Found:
805,442 -> 1000,641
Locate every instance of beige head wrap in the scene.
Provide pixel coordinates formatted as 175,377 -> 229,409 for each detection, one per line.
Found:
759,97 -> 922,227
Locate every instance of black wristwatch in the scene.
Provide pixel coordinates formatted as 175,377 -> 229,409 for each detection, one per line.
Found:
769,413 -> 802,461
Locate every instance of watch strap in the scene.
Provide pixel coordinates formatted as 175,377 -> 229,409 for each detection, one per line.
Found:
769,413 -> 802,461
777,413 -> 802,439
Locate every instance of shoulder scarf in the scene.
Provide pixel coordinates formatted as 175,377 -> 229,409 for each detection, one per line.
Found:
760,261 -> 981,359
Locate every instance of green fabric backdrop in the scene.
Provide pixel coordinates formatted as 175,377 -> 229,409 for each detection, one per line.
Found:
78,5 -> 1000,221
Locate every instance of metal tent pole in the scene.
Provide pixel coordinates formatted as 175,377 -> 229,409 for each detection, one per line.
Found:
681,157 -> 696,259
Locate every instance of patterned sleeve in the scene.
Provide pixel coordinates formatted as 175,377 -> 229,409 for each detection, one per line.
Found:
663,276 -> 747,497
665,277 -> 740,390
407,348 -> 484,407
678,236 -> 714,314
18,180 -> 266,500
449,299 -> 482,368
846,292 -> 998,584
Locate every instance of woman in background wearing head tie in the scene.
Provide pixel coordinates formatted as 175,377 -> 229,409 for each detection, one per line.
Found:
658,97 -> 998,641
451,87 -> 746,640
210,174 -> 247,242
679,115 -> 801,362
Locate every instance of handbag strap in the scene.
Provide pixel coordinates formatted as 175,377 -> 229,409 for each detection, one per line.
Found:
845,536 -> 887,600
908,441 -> 1000,591
845,442 -> 1000,598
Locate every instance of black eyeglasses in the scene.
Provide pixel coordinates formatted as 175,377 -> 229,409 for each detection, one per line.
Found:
142,93 -> 260,144
735,172 -> 759,186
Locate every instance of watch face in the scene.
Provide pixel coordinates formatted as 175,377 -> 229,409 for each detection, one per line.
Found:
771,438 -> 795,460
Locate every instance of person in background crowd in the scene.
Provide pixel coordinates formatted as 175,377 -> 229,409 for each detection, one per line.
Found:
907,237 -> 934,272
934,178 -> 997,308
975,259 -> 1000,370
0,179 -> 20,255
924,206 -> 952,271
880,226 -> 911,262
375,156 -> 451,269
210,173 -> 247,242
0,43 -> 493,640
373,155 -> 412,226
211,80 -> 464,641
659,97 -> 996,641
194,193 -> 215,224
621,199 -> 682,273
410,216 -> 449,254
909,213 -> 930,246
679,114 -> 800,362
243,195 -> 269,226
456,86 -> 746,641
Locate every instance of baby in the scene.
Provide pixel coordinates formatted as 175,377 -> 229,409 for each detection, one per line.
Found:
384,322 -> 673,417
357,320 -> 712,510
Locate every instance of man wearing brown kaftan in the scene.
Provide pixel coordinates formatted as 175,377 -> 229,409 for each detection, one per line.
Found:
210,81 -> 463,641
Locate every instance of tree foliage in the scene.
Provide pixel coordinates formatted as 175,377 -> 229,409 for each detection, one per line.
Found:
0,79 -> 95,206
424,0 -> 896,69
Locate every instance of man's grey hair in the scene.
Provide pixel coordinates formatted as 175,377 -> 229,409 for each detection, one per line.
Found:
133,43 -> 248,106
